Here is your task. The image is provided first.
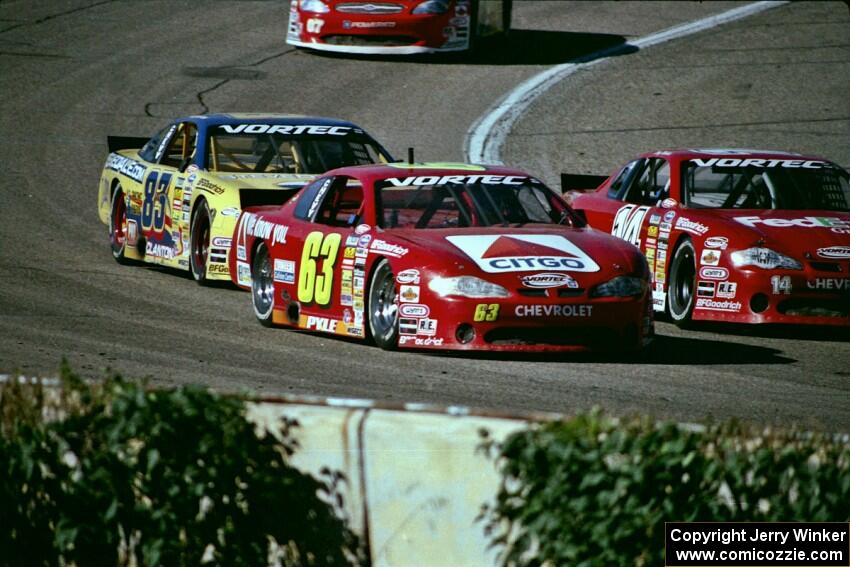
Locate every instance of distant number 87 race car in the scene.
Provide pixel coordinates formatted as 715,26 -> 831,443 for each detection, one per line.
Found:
229,163 -> 653,352
286,0 -> 511,55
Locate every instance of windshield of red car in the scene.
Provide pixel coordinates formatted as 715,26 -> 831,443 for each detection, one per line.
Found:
375,175 -> 581,229
207,128 -> 389,173
682,160 -> 850,211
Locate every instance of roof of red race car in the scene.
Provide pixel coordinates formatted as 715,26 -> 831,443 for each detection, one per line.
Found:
324,162 -> 545,184
640,148 -> 835,163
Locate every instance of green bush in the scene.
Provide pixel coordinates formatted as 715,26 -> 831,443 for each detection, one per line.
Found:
480,410 -> 850,567
0,363 -> 362,566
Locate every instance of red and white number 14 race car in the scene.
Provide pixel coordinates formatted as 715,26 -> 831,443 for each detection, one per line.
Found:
286,0 -> 511,55
230,163 -> 653,352
569,149 -> 850,327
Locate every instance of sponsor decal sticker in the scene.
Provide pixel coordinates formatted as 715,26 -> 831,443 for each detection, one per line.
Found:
371,240 -> 408,257
514,304 -> 593,317
399,304 -> 430,318
396,269 -> 420,285
663,210 -> 676,223
305,316 -> 339,333
696,298 -> 742,312
126,220 -> 139,246
661,198 -> 677,209
399,336 -> 445,347
221,207 -> 240,217
734,216 -> 850,229
219,123 -> 351,136
273,259 -> 296,283
212,237 -> 231,247
704,236 -> 728,250
399,318 -> 418,335
717,281 -> 737,298
237,261 -> 251,286
691,157 -> 829,169
699,266 -> 729,280
386,175 -> 528,187
208,264 -> 230,274
355,224 -> 371,235
520,273 -> 578,289
675,217 -> 709,236
417,318 -> 437,336
400,285 -> 420,303
105,154 -> 147,183
817,246 -> 850,259
445,234 -> 600,274
697,281 -> 716,297
649,214 -> 661,225
345,235 -> 360,247
647,226 -> 659,238
145,242 -> 175,259
700,249 -> 720,266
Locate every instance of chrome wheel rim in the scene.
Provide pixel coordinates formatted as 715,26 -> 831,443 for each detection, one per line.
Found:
192,211 -> 209,276
252,247 -> 274,318
369,263 -> 397,340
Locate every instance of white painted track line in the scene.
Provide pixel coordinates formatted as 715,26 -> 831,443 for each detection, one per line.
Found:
464,1 -> 789,165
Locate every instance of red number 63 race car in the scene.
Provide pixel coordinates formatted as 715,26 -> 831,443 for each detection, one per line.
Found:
568,149 -> 850,327
230,163 -> 653,353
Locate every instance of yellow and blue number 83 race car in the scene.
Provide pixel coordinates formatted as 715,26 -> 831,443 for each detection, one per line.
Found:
96,113 -> 393,284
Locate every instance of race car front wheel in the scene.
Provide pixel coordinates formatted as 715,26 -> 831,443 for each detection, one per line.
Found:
251,243 -> 275,327
368,259 -> 399,350
190,200 -> 211,285
668,239 -> 696,326
109,185 -> 130,264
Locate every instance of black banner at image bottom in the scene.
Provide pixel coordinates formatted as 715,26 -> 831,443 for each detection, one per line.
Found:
665,522 -> 849,566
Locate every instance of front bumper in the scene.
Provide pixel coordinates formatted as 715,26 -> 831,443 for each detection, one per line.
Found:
397,294 -> 652,352
691,268 -> 850,326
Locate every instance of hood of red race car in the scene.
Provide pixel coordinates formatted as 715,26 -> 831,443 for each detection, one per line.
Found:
381,225 -> 645,284
678,208 -> 850,258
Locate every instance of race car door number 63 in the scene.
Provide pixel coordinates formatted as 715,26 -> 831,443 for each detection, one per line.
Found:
298,231 -> 341,306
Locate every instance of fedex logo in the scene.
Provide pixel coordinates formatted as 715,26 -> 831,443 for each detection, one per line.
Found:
734,216 -> 850,229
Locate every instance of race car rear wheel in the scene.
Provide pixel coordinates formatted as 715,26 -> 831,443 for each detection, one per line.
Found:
109,184 -> 130,264
251,243 -> 275,327
190,199 -> 211,285
668,239 -> 696,326
368,259 -> 399,350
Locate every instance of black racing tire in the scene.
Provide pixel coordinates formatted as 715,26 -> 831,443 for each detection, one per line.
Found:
189,199 -> 211,285
109,184 -> 130,264
667,239 -> 697,327
251,243 -> 275,328
368,259 -> 399,350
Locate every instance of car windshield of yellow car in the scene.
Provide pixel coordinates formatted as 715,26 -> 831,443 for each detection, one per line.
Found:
207,132 -> 386,174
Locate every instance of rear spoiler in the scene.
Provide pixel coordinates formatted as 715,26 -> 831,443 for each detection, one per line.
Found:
107,136 -> 150,154
560,173 -> 608,194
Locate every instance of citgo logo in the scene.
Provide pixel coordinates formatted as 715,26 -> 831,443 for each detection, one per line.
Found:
446,234 -> 600,274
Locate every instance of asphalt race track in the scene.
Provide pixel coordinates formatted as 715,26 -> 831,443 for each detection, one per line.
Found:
1,1 -> 848,431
